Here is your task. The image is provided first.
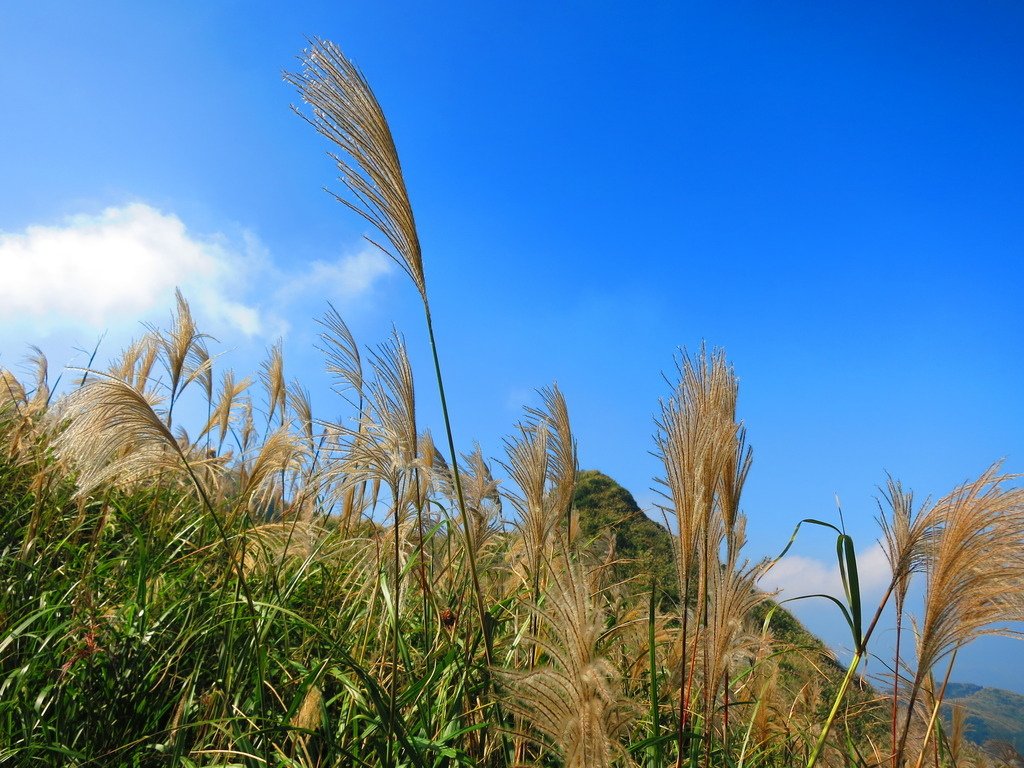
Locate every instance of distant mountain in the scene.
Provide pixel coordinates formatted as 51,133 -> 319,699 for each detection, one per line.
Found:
943,683 -> 1024,754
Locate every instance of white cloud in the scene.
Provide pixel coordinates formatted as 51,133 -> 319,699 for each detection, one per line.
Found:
0,203 -> 392,342
0,203 -> 259,335
274,247 -> 393,307
758,540 -> 892,603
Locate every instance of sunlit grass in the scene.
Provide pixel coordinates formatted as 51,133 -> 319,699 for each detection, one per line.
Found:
1,37 -> 1023,768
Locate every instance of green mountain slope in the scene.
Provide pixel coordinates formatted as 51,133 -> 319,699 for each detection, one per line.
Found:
572,469 -> 886,740
573,469 -> 847,668
943,683 -> 1024,754
573,469 -> 678,604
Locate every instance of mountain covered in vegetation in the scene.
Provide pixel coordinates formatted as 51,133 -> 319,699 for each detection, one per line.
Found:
573,469 -> 884,726
943,683 -> 1024,754
573,469 -> 679,604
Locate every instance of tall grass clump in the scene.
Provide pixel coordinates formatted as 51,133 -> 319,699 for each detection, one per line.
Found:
1,37 -> 1022,768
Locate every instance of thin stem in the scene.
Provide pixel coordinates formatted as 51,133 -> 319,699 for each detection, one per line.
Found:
723,670 -> 730,755
650,581 -> 662,768
423,305 -> 491,666
423,304 -> 511,766
896,675 -> 926,768
676,571 -> 691,768
806,648 -> 862,768
701,537 -> 712,768
911,650 -> 958,768
389,485 -> 401,768
892,607 -> 903,768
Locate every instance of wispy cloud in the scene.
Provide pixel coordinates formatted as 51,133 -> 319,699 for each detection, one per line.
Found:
0,203 -> 392,343
758,540 -> 892,603
274,247 -> 393,308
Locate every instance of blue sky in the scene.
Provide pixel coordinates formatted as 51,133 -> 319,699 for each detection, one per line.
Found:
2,2 -> 1023,689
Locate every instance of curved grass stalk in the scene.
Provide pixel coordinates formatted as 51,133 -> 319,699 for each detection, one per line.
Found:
287,38 -> 495,679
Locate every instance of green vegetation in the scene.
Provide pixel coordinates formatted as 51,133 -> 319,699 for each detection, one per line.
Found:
573,469 -> 678,605
574,471 -> 848,686
573,471 -> 887,756
942,684 -> 1024,755
2,37 -> 1024,768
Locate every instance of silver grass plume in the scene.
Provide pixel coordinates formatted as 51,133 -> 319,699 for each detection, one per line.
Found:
0,368 -> 27,413
238,397 -> 257,457
456,444 -> 504,560
0,366 -> 41,461
199,370 -> 251,455
24,346 -> 50,413
914,464 -> 1024,680
655,345 -> 747,760
527,384 -> 578,542
0,349 -> 50,455
51,377 -> 197,500
318,303 -> 364,398
500,555 -> 634,768
260,340 -> 287,428
150,289 -> 212,428
878,477 -> 930,621
286,40 -> 426,301
505,384 -> 578,579
431,443 -> 505,600
877,475 -> 930,768
656,347 -> 737,595
704,515 -> 769,734
288,379 -> 315,452
235,426 -> 305,521
505,417 -> 552,580
331,332 -> 420,580
717,423 -> 752,561
338,331 -> 419,500
107,332 -> 161,393
895,464 -> 1024,762
317,306 -> 373,530
288,36 -> 503,711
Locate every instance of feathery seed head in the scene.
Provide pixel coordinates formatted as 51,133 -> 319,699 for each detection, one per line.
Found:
286,39 -> 426,301
50,377 -> 187,499
499,557 -> 634,768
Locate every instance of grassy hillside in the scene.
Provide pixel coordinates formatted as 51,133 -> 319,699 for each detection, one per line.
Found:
943,683 -> 1024,754
0,326 -> 899,767
1,302 -> 1019,768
